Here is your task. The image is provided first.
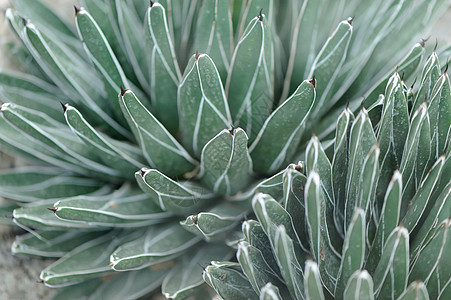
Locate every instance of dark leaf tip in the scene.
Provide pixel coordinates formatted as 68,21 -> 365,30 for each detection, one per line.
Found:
120,86 -> 129,96
195,51 -> 200,60
74,5 -> 80,16
347,17 -> 354,25
309,75 -> 316,88
47,207 -> 57,213
140,168 -> 147,177
444,62 -> 449,74
258,9 -> 264,21
192,215 -> 199,225
150,1 -> 154,7
60,102 -> 67,113
433,39 -> 438,52
228,125 -> 236,135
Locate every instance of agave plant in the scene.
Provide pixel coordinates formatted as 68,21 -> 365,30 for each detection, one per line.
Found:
0,0 -> 449,298
203,55 -> 451,299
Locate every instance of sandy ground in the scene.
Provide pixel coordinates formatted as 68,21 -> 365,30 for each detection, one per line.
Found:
0,1 -> 450,299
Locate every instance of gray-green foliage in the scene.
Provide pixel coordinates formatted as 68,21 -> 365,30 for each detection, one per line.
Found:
205,55 -> 451,299
0,0 -> 449,299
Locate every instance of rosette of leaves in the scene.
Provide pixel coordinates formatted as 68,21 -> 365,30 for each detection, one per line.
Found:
203,54 -> 451,299
0,0 -> 449,298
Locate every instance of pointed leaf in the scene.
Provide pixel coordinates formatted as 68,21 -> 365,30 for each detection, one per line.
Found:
260,283 -> 282,300
343,270 -> 375,300
178,53 -> 232,156
304,260 -> 325,300
199,128 -> 252,196
397,281 -> 430,300
250,80 -> 316,174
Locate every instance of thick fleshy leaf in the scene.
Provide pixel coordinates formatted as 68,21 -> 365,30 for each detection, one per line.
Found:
373,227 -> 409,299
250,80 -> 316,174
135,168 -> 215,214
242,220 -> 281,280
332,107 -> 355,234
203,261 -> 258,300
397,281 -> 430,300
237,241 -> 288,297
282,0 -> 324,100
282,163 -> 308,251
272,225 -> 304,300
411,182 -> 451,258
20,20 -> 129,138
119,89 -> 197,177
366,171 -> 402,274
0,167 -> 104,202
75,7 -> 130,122
305,172 -> 340,294
162,243 -> 232,299
345,109 -> 376,228
198,128 -> 252,196
304,260 -> 325,300
0,71 -> 65,121
178,53 -> 232,156
53,185 -> 172,228
376,73 -> 409,203
40,231 -> 129,287
409,219 -> 451,299
0,202 -> 17,225
226,14 -> 274,140
145,2 -> 182,133
307,19 -> 352,119
110,224 -> 202,271
428,73 -> 451,160
193,0 -> 233,81
12,230 -> 104,257
401,155 -> 445,232
412,52 -> 441,114
335,208 -> 365,298
231,168 -> 285,202
64,105 -> 144,176
181,202 -> 248,241
399,103 -> 431,206
343,270 -> 375,300
259,283 -> 282,300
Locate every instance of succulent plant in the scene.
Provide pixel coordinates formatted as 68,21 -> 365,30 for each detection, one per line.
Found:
203,56 -> 451,299
0,0 -> 449,299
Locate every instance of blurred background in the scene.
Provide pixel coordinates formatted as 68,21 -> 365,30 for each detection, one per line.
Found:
0,0 -> 450,299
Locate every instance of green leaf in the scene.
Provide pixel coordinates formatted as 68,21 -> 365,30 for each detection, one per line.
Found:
21,20 -> 130,138
397,281 -> 430,300
282,164 -> 309,251
412,52 -> 441,115
178,53 -> 232,157
162,243 -> 232,299
399,103 -> 431,206
40,231 -> 127,287
0,202 -> 17,225
232,168 -> 285,202
64,105 -> 145,177
226,13 -> 274,140
409,219 -> 451,299
411,182 -> 451,258
0,71 -> 65,121
181,202 -> 248,241
373,227 -> 409,300
193,0 -> 233,81
12,230 -> 104,257
272,225 -> 304,300
332,107 -> 355,234
53,185 -> 172,228
203,261 -> 259,300
282,0 -> 324,100
335,208 -> 366,298
345,108 -> 377,228
305,172 -> 340,294
242,220 -> 281,280
198,128 -> 252,196
75,8 -> 131,123
145,2 -> 182,133
259,283 -> 282,300
51,278 -> 102,300
343,270 -> 375,300
110,224 -> 201,271
428,73 -> 451,160
304,260 -> 325,300
376,73 -> 409,203
135,168 -> 215,215
0,167 -> 104,203
401,155 -> 445,232
250,80 -> 316,174
308,19 -> 352,119
366,171 -> 402,274
237,241 -> 288,297
119,89 -> 197,177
